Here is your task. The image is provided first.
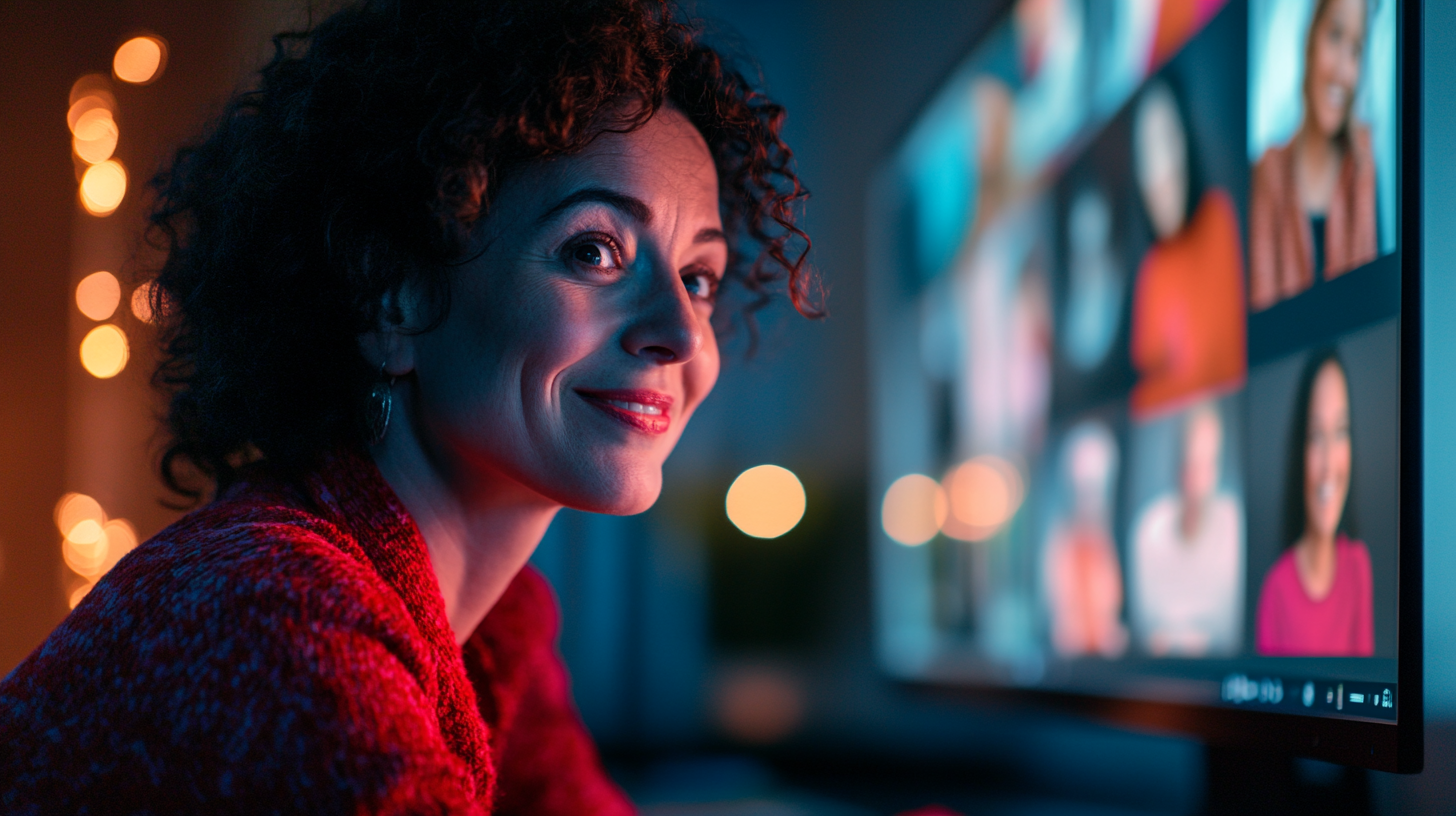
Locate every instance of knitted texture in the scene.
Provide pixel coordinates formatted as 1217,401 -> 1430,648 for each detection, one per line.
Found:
0,448 -> 634,815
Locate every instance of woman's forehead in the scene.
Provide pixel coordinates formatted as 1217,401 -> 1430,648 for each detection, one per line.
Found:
500,117 -> 721,240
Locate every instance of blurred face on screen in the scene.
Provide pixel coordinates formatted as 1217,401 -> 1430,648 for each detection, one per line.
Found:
1304,361 -> 1352,541
1069,427 -> 1114,519
1305,0 -> 1366,139
1180,407 -> 1222,510
1134,85 -> 1188,241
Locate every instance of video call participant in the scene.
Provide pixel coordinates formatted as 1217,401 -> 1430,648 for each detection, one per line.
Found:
1044,423 -> 1128,658
1256,350 -> 1374,656
1130,404 -> 1243,657
1127,80 -> 1246,419
1250,0 -> 1376,311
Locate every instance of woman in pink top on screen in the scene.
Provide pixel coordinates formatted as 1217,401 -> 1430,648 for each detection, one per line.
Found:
1256,349 -> 1373,655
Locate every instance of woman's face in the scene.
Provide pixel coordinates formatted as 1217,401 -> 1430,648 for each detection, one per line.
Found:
1180,408 -> 1222,510
1304,361 -> 1352,541
1306,0 -> 1365,139
404,106 -> 724,515
1134,87 -> 1188,240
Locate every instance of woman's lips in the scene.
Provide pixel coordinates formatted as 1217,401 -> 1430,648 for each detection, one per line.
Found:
576,389 -> 673,435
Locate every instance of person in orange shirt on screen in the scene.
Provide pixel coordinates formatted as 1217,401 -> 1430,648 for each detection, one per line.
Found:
1044,423 -> 1128,659
1250,0 -> 1376,311
1128,80 -> 1246,419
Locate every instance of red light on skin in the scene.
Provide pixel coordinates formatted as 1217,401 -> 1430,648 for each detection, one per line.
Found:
575,388 -> 672,435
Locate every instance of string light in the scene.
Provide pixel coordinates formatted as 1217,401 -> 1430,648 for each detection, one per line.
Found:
130,281 -> 155,323
79,159 -> 127,216
76,271 -> 121,321
71,107 -> 118,164
53,494 -> 139,607
80,324 -> 129,378
113,36 -> 167,85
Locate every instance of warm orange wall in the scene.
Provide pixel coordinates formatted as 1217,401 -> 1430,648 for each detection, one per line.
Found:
0,0 -> 272,674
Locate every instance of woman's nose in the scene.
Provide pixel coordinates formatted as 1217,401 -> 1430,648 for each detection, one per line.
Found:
620,263 -> 704,364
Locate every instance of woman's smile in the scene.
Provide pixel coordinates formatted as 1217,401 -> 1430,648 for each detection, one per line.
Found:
575,388 -> 674,435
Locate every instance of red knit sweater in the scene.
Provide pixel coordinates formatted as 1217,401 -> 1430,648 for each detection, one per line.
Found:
0,448 -> 635,815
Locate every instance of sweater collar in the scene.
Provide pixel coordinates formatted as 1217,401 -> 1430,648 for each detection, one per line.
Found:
300,445 -> 495,803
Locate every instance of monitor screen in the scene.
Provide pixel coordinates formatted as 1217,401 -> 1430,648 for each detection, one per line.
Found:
867,0 -> 1419,770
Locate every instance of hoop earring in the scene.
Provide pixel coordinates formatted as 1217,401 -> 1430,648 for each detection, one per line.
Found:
364,364 -> 395,445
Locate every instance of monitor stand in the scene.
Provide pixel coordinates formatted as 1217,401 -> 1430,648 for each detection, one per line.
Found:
1204,746 -> 1371,815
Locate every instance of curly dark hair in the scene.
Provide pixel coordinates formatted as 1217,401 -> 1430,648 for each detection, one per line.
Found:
146,0 -> 817,500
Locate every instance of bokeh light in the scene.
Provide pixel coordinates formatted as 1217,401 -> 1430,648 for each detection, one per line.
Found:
63,522 -> 108,578
113,36 -> 166,85
80,324 -> 129,378
69,582 -> 94,610
941,455 -> 1024,541
68,75 -> 115,126
67,92 -> 115,133
54,493 -> 105,540
55,493 -> 137,601
80,159 -> 127,216
881,473 -> 947,546
71,107 -> 118,164
713,664 -> 805,744
76,271 -> 121,321
100,519 -> 138,574
725,464 -> 807,539
130,281 -> 155,323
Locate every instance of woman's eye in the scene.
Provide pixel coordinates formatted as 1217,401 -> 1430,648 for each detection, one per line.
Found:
568,238 -> 621,270
683,271 -> 718,300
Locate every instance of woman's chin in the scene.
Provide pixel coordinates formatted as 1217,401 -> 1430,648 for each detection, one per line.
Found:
1313,108 -> 1347,140
561,467 -> 663,516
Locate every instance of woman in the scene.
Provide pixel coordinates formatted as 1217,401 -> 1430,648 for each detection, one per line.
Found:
1127,78 -> 1246,419
1255,350 -> 1373,656
1130,403 -> 1243,657
1043,422 -> 1128,658
0,1 -> 813,812
1250,0 -> 1376,311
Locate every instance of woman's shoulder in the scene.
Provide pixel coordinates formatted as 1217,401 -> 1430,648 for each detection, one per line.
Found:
1337,534 -> 1373,576
121,483 -> 395,610
0,481 -> 481,815
1347,121 -> 1375,163
1259,547 -> 1301,598
1252,141 -> 1295,201
1255,140 -> 1296,175
18,480 -> 427,683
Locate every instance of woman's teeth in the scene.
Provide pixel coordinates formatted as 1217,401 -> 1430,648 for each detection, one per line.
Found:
1317,481 -> 1338,504
606,399 -> 662,416
1326,84 -> 1347,110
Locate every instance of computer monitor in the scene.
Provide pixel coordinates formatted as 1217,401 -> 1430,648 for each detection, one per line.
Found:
867,0 -> 1420,772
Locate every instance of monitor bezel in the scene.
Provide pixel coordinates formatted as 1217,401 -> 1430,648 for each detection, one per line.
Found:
876,0 -> 1424,774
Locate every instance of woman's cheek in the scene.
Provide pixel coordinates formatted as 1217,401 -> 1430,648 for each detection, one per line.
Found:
682,331 -> 721,421
1333,438 -> 1353,500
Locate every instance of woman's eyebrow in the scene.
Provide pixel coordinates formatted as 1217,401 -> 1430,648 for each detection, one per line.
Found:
538,187 -> 652,226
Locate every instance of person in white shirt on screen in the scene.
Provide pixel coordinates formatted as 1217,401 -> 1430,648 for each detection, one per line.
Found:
1131,403 -> 1244,656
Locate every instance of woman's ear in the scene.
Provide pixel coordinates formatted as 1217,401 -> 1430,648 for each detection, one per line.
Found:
358,286 -> 418,378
